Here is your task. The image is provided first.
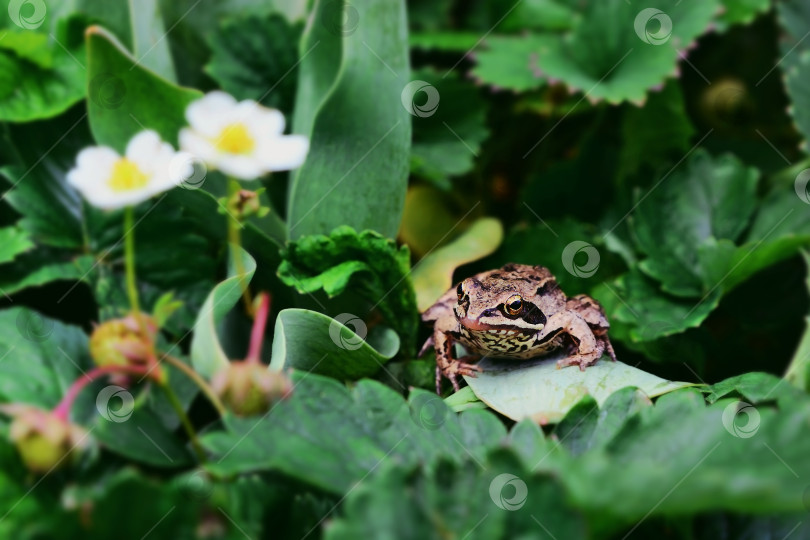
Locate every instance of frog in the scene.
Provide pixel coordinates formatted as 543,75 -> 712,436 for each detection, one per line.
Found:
420,263 -> 616,393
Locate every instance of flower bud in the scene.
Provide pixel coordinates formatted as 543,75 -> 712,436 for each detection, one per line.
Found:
89,314 -> 156,383
2,405 -> 88,473
210,362 -> 291,417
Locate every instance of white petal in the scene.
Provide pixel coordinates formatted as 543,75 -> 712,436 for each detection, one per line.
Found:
216,155 -> 266,180
179,128 -> 220,166
257,135 -> 310,172
239,101 -> 285,136
186,91 -> 238,137
67,147 -> 118,193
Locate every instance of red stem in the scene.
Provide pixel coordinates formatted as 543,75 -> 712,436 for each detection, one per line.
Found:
53,364 -> 149,421
246,292 -> 271,364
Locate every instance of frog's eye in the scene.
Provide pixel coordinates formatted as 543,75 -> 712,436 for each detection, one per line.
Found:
504,295 -> 523,316
456,283 -> 464,301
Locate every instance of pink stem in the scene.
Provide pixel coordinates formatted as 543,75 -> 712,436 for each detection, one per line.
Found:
246,292 -> 271,364
53,364 -> 149,421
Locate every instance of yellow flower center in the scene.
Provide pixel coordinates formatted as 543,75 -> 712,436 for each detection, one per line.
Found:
107,159 -> 149,192
216,123 -> 255,154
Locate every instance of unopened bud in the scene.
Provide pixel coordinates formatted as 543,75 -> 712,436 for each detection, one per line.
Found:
89,314 -> 156,383
2,405 -> 88,473
210,363 -> 291,417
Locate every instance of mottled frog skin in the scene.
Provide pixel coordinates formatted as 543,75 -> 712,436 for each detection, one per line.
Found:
421,263 -> 616,393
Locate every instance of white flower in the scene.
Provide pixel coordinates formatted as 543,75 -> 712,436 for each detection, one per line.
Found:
179,91 -> 309,180
67,130 -> 182,210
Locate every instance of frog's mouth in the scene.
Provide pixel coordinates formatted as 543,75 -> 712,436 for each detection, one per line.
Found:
458,317 -> 541,335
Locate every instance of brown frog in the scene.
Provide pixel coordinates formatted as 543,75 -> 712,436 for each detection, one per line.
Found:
420,263 -> 616,393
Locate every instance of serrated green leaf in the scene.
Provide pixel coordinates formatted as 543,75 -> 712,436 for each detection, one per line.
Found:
202,375 -> 506,493
716,0 -> 771,31
631,150 -> 759,297
278,226 -> 418,354
0,227 -> 33,264
410,69 -> 490,186
0,307 -> 92,408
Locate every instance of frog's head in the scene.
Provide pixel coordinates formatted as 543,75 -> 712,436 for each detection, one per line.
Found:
453,264 -> 553,341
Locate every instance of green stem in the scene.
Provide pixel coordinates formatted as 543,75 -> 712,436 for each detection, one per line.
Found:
227,177 -> 254,316
159,382 -> 207,463
124,206 -> 141,316
161,352 -> 226,417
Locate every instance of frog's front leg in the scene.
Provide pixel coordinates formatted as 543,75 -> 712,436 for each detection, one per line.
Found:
430,320 -> 481,394
535,311 -> 603,370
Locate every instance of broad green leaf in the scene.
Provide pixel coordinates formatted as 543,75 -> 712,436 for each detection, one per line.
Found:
464,353 -> 691,424
786,252 -> 810,391
205,13 -> 303,116
324,452 -> 586,540
85,25 -> 201,152
631,150 -> 759,297
277,226 -> 419,354
705,371 -> 803,406
128,0 -> 177,81
287,0 -> 411,239
410,69 -> 490,187
0,227 -> 33,264
411,217 -> 503,311
190,245 -> 256,379
0,308 -> 92,408
443,385 -> 487,412
592,268 -> 722,342
93,405 -> 193,467
0,26 -> 86,122
270,308 -> 400,379
202,375 -> 507,493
